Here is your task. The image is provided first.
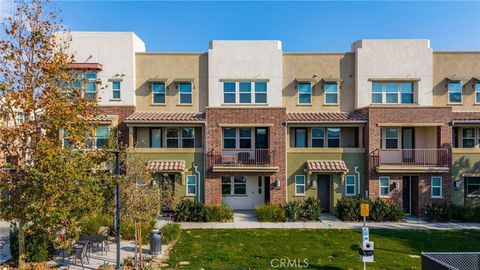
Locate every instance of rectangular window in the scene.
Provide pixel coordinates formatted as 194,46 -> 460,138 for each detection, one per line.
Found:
166,128 -> 179,148
385,128 -> 399,149
179,82 -> 192,104
233,176 -> 247,195
327,128 -> 340,148
371,82 -> 383,104
325,82 -> 339,104
466,177 -> 480,197
448,81 -> 462,104
345,175 -> 356,196
431,177 -> 442,198
16,112 -> 24,123
400,82 -> 414,104
295,175 -> 306,195
152,82 -> 166,104
112,81 -> 121,99
311,128 -> 325,148
239,128 -> 252,148
85,73 -> 97,100
95,126 -> 109,148
255,82 -> 267,104
223,82 -> 236,104
298,82 -> 312,104
63,129 -> 72,148
386,82 -> 399,104
239,82 -> 252,104
379,177 -> 390,197
221,176 -> 232,195
223,128 -> 236,149
462,128 -> 475,148
186,175 -> 197,196
294,128 -> 307,148
476,82 -> 480,104
150,128 -> 162,148
181,128 -> 195,148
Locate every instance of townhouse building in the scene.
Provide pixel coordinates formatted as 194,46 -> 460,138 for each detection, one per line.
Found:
65,32 -> 480,216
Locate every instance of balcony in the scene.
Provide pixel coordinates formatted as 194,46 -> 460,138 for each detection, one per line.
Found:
375,148 -> 449,173
209,148 -> 279,173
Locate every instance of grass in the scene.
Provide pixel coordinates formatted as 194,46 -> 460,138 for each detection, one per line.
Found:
166,229 -> 480,269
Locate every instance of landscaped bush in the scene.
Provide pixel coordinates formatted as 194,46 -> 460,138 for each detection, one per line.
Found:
205,205 -> 233,222
120,218 -> 157,243
283,201 -> 303,221
161,223 -> 181,244
387,204 -> 406,221
336,196 -> 404,222
370,198 -> 389,221
336,196 -> 369,221
302,197 -> 323,221
174,199 -> 206,222
79,212 -> 113,237
425,203 -> 480,222
10,224 -> 49,262
256,204 -> 286,222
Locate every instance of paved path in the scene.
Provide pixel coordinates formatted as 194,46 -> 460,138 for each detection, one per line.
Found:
0,221 -> 10,263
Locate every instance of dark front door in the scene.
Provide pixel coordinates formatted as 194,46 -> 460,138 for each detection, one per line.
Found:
317,175 -> 331,212
402,176 -> 411,214
264,176 -> 270,203
402,128 -> 415,163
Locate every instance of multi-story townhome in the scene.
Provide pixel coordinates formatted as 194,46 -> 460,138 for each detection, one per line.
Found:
65,32 -> 479,216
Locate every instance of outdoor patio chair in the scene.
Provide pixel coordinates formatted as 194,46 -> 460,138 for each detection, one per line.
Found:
68,241 -> 89,270
85,226 -> 110,255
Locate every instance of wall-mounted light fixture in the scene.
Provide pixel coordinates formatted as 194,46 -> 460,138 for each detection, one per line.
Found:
311,179 -> 317,188
394,182 -> 400,190
275,179 -> 281,189
454,180 -> 461,189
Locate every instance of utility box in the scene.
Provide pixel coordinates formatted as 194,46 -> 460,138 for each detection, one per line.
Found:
359,241 -> 374,263
150,229 -> 162,255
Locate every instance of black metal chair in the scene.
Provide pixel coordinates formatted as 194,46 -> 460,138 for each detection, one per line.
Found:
68,241 -> 89,270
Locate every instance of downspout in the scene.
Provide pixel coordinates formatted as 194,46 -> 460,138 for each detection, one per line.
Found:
194,164 -> 201,202
354,165 -> 361,196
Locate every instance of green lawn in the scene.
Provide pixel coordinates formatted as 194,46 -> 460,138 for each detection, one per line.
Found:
166,229 -> 480,269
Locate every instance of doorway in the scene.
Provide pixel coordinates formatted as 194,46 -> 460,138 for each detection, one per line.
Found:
264,176 -> 270,203
317,175 -> 331,212
402,127 -> 415,163
402,176 -> 412,214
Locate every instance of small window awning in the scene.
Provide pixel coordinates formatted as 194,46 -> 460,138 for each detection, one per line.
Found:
67,63 -> 103,70
147,160 -> 186,172
306,160 -> 348,174
446,76 -> 470,82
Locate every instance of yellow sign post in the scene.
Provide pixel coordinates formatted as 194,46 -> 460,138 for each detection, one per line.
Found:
360,203 -> 369,217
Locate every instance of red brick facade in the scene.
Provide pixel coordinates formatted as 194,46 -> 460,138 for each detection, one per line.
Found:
98,106 -> 135,145
204,107 -> 287,206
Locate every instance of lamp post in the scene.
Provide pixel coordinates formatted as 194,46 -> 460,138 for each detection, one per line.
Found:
108,149 -> 121,270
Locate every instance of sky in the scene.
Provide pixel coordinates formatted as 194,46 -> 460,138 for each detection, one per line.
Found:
2,1 -> 480,52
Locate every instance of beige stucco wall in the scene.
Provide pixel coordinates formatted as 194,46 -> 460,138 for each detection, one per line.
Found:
283,53 -> 356,112
135,53 -> 208,112
433,52 -> 480,111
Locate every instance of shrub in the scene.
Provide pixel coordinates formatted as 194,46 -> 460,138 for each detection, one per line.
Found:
454,206 -> 478,222
336,196 -> 369,221
161,223 -> 181,244
205,205 -> 233,222
256,204 -> 286,222
174,199 -> 205,222
336,196 -> 404,222
370,198 -> 389,222
10,224 -> 49,262
302,197 -> 322,221
79,212 -> 113,237
386,204 -> 405,221
120,218 -> 156,243
284,201 -> 303,221
425,203 -> 455,222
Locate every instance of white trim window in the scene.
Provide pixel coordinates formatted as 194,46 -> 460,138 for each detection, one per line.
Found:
166,128 -> 179,148
298,82 -> 312,104
431,177 -> 442,198
448,81 -> 462,104
383,128 -> 399,149
95,126 -> 109,148
476,82 -> 480,104
345,175 -> 356,196
462,128 -> 475,148
221,176 -> 247,195
181,128 -> 195,148
325,82 -> 339,105
222,81 -> 268,104
371,81 -> 414,104
239,82 -> 252,104
379,176 -> 390,197
222,127 -> 252,149
327,128 -> 341,148
254,82 -> 267,104
223,82 -> 236,104
179,82 -> 193,104
466,177 -> 480,198
112,81 -> 121,100
186,175 -> 197,196
163,127 -> 195,148
152,82 -> 166,104
311,128 -> 325,148
85,73 -> 97,100
295,175 -> 306,195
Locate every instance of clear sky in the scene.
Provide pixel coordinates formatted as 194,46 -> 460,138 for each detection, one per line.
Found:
24,1 -> 480,52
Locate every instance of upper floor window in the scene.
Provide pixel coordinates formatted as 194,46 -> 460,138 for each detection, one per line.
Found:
179,82 -> 192,104
222,127 -> 267,149
448,81 -> 462,104
382,128 -> 399,149
311,128 -> 325,147
476,82 -> 480,104
371,81 -> 414,104
150,128 -> 162,148
85,73 -> 97,100
462,128 -> 476,148
324,82 -> 339,105
294,128 -> 307,148
294,127 -> 341,148
327,128 -> 341,148
152,82 -> 166,104
298,82 -> 312,104
64,125 -> 109,149
95,126 -> 109,148
112,81 -> 121,100
222,81 -> 268,104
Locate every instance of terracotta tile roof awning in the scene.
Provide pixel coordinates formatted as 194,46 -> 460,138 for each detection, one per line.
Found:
286,112 -> 367,123
307,160 -> 348,173
125,112 -> 205,123
451,112 -> 480,125
67,63 -> 103,70
147,160 -> 186,172
85,115 -> 118,123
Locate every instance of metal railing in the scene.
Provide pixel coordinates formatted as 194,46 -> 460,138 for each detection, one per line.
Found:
378,149 -> 449,167
422,252 -> 480,270
209,148 -> 272,167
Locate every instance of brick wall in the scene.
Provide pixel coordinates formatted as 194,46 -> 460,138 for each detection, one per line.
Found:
98,106 -> 135,145
204,107 -> 287,206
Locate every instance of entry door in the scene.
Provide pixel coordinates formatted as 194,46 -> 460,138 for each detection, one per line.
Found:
248,176 -> 264,209
402,176 -> 411,214
402,128 -> 415,163
317,175 -> 331,212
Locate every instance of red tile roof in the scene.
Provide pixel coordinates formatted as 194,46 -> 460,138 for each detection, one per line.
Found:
307,160 -> 348,172
67,63 -> 103,70
125,112 -> 205,123
286,112 -> 367,123
85,115 -> 118,123
451,112 -> 480,121
146,160 -> 186,172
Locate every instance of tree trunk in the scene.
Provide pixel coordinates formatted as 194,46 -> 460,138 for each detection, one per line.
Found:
138,224 -> 143,268
134,222 -> 138,270
18,220 -> 25,270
